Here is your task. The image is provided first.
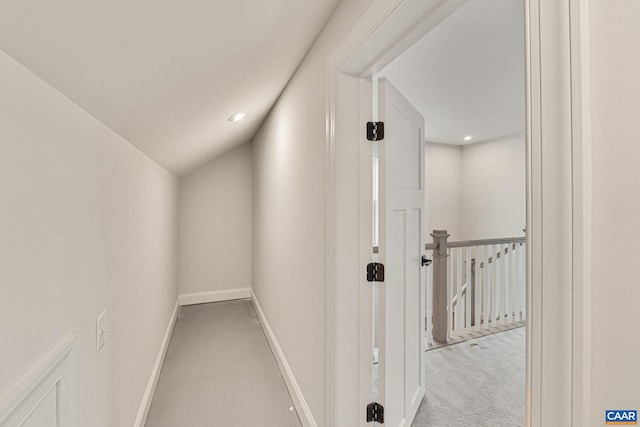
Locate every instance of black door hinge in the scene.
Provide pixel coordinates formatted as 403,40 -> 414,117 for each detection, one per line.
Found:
366,402 -> 384,423
366,263 -> 385,282
367,121 -> 385,141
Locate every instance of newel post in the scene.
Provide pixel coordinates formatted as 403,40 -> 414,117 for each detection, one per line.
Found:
431,230 -> 450,343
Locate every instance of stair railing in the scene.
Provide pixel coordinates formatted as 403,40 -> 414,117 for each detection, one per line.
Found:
426,231 -> 526,344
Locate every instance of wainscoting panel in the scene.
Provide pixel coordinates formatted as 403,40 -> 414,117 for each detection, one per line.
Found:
0,335 -> 76,427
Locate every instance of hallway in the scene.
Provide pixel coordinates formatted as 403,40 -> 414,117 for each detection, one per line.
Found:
146,300 -> 301,427
0,0 -> 637,425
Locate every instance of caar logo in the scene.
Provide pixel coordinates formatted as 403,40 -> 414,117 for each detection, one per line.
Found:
606,410 -> 637,425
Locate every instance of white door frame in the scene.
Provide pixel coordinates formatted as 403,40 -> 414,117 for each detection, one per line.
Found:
325,0 -> 592,426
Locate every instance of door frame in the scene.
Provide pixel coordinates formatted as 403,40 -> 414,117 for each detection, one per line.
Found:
325,0 -> 592,426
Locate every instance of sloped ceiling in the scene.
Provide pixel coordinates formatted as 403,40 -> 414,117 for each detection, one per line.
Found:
379,0 -> 525,145
0,0 -> 340,176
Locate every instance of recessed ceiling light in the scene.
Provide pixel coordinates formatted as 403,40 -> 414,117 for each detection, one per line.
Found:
228,111 -> 246,122
464,135 -> 472,141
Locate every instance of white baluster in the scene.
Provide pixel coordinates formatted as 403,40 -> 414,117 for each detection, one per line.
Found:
426,249 -> 433,345
508,246 -> 513,323
515,243 -> 520,322
491,244 -> 499,327
521,242 -> 527,321
477,246 -> 488,331
456,249 -> 464,335
482,246 -> 489,331
465,246 -> 472,333
500,246 -> 506,327
473,246 -> 480,332
447,248 -> 457,337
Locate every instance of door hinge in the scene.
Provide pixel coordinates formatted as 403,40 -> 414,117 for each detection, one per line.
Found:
367,121 -> 385,141
366,263 -> 385,282
366,402 -> 384,423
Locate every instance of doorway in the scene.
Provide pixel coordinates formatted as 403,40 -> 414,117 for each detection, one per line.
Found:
327,0 -> 588,425
371,1 -> 527,424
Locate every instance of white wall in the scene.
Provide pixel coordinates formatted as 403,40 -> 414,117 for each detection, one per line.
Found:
589,1 -> 640,422
425,134 -> 525,242
251,0 -> 370,424
425,142 -> 463,240
179,142 -> 252,295
461,133 -> 526,239
0,50 -> 179,427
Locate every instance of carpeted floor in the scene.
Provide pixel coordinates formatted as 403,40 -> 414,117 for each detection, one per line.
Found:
413,327 -> 526,427
145,300 -> 301,427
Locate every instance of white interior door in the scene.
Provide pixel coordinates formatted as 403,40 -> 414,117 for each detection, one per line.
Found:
377,77 -> 426,426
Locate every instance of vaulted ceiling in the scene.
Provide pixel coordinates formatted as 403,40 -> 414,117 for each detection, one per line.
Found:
379,0 -> 525,145
0,0 -> 340,176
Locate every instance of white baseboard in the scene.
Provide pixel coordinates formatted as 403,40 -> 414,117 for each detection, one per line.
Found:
134,300 -> 179,427
178,287 -> 251,306
250,290 -> 316,427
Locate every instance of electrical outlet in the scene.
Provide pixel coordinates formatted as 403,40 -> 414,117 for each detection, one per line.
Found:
96,310 -> 107,353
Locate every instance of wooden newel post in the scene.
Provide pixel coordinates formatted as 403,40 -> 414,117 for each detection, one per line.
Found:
431,230 -> 450,343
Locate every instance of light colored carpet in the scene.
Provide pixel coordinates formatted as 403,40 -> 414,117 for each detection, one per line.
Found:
146,300 -> 301,427
413,327 -> 525,427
